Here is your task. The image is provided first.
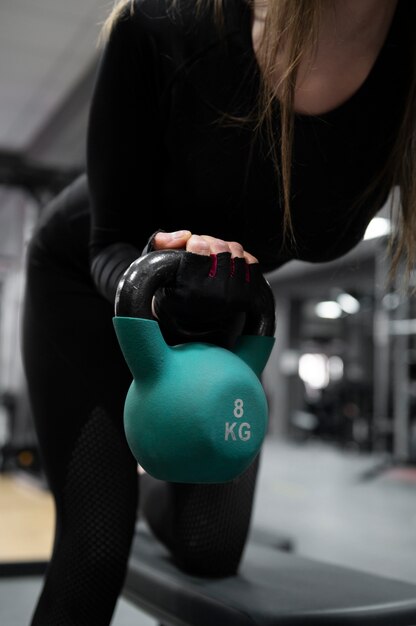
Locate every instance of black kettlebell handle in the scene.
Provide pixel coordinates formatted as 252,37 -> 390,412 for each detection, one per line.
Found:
114,249 -> 276,337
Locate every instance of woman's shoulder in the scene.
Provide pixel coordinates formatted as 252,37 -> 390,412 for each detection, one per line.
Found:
123,0 -> 209,36
104,1 -> 183,62
116,0 -> 245,46
108,0 -> 249,81
111,0 -> 171,37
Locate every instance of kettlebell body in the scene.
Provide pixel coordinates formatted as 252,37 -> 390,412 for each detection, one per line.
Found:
114,316 -> 274,483
113,250 -> 276,484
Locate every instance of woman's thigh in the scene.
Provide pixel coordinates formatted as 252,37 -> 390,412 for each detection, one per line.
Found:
21,185 -> 135,495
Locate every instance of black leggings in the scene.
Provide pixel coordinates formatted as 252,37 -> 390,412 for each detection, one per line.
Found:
21,182 -> 260,625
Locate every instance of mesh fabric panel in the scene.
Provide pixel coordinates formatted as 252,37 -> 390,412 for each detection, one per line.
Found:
31,407 -> 137,626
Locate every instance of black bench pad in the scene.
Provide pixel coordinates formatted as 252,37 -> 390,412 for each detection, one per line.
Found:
124,527 -> 416,625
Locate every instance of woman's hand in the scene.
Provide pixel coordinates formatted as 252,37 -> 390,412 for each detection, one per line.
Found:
153,230 -> 258,264
151,230 -> 260,346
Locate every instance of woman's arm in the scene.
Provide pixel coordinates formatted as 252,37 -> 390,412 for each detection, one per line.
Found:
87,3 -> 259,308
87,6 -> 165,300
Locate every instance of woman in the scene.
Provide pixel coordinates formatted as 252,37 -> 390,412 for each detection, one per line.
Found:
22,0 -> 416,624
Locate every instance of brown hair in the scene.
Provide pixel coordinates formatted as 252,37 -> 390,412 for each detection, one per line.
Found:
98,0 -> 134,45
101,0 -> 416,286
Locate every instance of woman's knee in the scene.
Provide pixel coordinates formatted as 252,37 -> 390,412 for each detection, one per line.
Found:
172,530 -> 246,577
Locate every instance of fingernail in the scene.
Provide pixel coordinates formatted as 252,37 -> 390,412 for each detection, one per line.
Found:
157,230 -> 189,241
171,230 -> 190,239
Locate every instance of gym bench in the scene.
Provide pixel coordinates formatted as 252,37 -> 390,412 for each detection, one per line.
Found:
124,524 -> 416,625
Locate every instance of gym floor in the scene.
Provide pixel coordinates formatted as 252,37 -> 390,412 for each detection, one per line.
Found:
1,436 -> 416,625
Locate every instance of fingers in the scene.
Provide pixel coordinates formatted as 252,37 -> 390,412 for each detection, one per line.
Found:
229,242 -> 258,264
187,235 -> 259,264
243,250 -> 258,264
153,230 -> 192,249
186,234 -> 211,256
153,230 -> 258,264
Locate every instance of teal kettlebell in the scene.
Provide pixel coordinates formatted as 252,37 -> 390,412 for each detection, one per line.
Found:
113,249 -> 276,484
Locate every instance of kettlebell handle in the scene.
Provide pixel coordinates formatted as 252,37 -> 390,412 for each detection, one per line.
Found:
115,249 -> 276,337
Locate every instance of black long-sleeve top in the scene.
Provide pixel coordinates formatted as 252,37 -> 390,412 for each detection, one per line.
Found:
86,0 -> 414,301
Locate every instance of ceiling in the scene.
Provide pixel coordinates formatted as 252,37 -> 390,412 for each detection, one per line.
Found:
0,0 -> 111,261
0,0 -> 109,169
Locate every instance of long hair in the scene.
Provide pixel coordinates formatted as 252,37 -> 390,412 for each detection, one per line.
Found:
100,0 -> 416,286
98,0 -> 134,44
